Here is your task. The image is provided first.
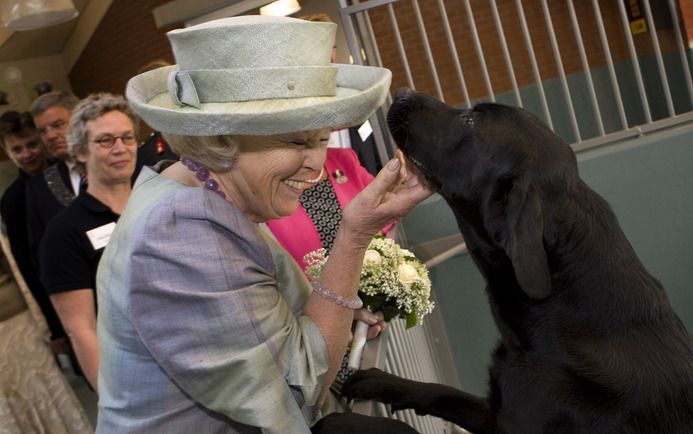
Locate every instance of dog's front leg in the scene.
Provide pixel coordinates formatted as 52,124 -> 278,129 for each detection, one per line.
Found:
343,368 -> 496,434
311,412 -> 420,434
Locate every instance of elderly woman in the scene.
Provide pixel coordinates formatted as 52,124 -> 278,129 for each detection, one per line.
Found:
39,93 -> 139,392
96,16 -> 430,434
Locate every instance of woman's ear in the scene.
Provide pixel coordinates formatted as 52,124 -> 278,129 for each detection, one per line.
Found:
502,182 -> 551,300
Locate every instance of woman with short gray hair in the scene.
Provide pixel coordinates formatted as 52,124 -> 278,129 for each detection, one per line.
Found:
67,93 -> 139,164
39,92 -> 138,392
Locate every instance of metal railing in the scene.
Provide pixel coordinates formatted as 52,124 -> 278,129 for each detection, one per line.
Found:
341,0 -> 693,156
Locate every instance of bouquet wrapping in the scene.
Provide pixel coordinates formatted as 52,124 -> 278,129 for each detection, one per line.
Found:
304,236 -> 434,369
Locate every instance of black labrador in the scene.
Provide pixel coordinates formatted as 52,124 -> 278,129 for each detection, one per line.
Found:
313,88 -> 693,434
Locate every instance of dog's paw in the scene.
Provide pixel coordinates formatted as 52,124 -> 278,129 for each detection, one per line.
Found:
311,412 -> 420,434
342,368 -> 420,411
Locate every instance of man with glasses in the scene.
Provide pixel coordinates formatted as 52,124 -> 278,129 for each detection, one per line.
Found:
27,91 -> 82,271
39,93 -> 138,392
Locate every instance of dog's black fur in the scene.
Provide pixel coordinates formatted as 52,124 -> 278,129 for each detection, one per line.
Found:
313,89 -> 693,434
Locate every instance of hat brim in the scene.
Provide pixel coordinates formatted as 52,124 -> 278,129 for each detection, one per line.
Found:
126,64 -> 392,136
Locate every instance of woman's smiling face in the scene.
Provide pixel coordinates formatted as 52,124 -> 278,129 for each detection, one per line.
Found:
222,129 -> 330,222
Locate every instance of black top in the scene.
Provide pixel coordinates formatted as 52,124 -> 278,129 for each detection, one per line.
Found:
299,179 -> 342,252
39,191 -> 119,295
1,169 -> 66,340
26,161 -> 76,269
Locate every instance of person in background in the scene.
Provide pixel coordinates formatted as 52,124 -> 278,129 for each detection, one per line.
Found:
27,91 -> 82,267
0,226 -> 92,434
39,93 -> 139,392
0,110 -> 69,356
132,59 -> 178,177
95,15 -> 430,433
296,13 -> 385,175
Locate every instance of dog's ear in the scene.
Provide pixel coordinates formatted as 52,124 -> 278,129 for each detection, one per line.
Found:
503,183 -> 551,300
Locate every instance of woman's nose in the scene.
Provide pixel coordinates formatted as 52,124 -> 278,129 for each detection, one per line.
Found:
305,146 -> 327,171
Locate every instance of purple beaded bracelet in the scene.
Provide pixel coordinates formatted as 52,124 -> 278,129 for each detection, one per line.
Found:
310,281 -> 363,310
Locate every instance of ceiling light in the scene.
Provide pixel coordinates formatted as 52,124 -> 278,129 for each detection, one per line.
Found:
1,0 -> 79,31
259,0 -> 301,17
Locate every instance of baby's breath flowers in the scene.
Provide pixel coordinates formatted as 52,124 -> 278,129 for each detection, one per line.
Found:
304,236 -> 434,329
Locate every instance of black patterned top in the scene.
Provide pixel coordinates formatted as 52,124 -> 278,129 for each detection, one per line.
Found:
298,178 -> 342,252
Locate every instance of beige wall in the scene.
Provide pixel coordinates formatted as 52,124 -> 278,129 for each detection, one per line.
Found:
0,55 -> 72,164
0,55 -> 72,114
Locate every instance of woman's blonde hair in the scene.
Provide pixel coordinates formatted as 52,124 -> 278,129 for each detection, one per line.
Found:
161,133 -> 240,172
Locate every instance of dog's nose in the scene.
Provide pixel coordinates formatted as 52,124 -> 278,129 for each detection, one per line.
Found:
394,87 -> 413,104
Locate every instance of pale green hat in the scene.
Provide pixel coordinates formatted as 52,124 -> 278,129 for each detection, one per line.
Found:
126,15 -> 392,136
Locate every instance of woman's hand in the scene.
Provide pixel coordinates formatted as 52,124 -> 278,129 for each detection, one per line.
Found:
353,309 -> 386,340
342,158 -> 433,245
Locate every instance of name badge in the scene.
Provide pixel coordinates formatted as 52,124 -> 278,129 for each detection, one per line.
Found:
358,120 -> 373,142
86,222 -> 116,251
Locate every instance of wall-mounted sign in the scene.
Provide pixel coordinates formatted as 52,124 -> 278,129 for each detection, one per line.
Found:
625,0 -> 648,35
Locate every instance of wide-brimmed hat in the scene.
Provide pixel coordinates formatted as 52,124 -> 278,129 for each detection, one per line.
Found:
126,15 -> 392,136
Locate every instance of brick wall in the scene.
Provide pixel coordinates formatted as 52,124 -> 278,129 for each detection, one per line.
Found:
681,0 -> 693,46
67,0 -> 687,107
367,0 -> 683,106
69,0 -> 175,98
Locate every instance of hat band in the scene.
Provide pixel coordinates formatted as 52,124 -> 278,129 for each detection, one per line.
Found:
167,66 -> 338,108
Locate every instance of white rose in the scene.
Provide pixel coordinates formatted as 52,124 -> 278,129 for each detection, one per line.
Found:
398,263 -> 419,285
400,248 -> 415,258
363,250 -> 382,266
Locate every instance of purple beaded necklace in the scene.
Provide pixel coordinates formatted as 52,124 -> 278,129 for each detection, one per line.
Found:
181,157 -> 226,199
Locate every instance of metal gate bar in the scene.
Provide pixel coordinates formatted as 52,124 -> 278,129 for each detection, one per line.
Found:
541,0 -> 581,140
567,0 -> 605,136
515,0 -> 552,128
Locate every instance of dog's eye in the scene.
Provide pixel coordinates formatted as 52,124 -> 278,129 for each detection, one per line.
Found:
460,114 -> 475,127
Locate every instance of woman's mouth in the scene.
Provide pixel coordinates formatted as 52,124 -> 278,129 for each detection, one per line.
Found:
111,160 -> 131,169
282,167 -> 324,190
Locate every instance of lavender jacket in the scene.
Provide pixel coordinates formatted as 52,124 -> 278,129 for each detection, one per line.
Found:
96,167 -> 329,434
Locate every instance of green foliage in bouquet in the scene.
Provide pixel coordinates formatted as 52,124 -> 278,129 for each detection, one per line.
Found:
304,236 -> 434,329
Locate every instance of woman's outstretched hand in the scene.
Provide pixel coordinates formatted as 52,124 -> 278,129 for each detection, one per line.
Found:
342,157 -> 432,245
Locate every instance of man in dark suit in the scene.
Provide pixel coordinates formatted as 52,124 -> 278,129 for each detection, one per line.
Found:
27,91 -> 81,269
347,121 -> 383,175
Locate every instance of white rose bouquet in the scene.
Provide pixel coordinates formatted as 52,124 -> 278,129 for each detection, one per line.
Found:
304,236 -> 434,368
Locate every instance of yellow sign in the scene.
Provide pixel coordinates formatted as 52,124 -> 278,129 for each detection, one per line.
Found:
626,0 -> 648,35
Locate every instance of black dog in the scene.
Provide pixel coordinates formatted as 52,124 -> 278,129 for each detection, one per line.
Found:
315,88 -> 693,434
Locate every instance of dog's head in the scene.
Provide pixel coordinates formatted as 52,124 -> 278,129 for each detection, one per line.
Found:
388,88 -> 579,300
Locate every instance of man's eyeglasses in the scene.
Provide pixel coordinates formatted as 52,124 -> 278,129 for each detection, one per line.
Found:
37,119 -> 67,136
91,133 -> 138,149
